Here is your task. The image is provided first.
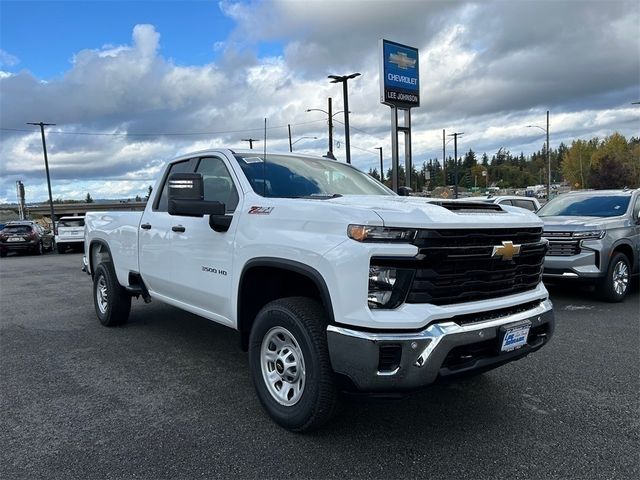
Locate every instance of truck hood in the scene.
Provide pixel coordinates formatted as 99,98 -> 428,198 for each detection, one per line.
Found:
326,195 -> 542,229
540,215 -> 629,232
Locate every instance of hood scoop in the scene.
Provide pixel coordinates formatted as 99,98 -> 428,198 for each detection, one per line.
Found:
429,201 -> 505,213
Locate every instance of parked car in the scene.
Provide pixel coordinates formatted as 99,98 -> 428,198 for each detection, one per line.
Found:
537,189 -> 640,302
0,221 -> 54,257
55,216 -> 85,253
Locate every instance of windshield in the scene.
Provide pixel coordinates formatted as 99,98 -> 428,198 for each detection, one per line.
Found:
235,154 -> 393,198
537,194 -> 630,217
58,219 -> 85,227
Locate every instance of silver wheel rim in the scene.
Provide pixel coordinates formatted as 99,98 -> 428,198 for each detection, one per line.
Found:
612,260 -> 629,296
96,275 -> 108,314
260,326 -> 306,406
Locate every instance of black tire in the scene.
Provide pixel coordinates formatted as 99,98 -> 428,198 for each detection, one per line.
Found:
34,242 -> 43,255
93,262 -> 131,326
249,297 -> 339,432
0,250 -> 6,258
598,252 -> 631,302
57,244 -> 65,254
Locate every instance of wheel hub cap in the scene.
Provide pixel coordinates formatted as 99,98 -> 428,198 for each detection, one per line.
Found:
260,326 -> 306,406
96,276 -> 108,314
613,261 -> 629,296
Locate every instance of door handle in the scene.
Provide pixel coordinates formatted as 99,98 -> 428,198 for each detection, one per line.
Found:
140,223 -> 152,230
172,225 -> 186,233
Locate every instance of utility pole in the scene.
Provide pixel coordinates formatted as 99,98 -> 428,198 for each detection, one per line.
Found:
288,124 -> 293,152
442,129 -> 446,188
375,147 -> 384,182
328,73 -> 360,164
306,97 -> 341,160
27,122 -> 56,231
448,132 -> 464,199
546,110 -> 550,200
241,138 -> 260,149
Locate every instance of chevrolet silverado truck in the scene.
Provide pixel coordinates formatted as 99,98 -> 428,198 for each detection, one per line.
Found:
84,149 -> 555,431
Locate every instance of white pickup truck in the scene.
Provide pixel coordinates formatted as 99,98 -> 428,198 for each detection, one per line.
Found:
84,149 -> 555,431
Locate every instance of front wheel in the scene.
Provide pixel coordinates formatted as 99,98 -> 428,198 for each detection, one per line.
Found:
249,297 -> 339,432
57,244 -> 65,254
93,263 -> 131,326
599,253 -> 631,302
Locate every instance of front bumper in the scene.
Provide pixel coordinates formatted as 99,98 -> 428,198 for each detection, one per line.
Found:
327,299 -> 554,392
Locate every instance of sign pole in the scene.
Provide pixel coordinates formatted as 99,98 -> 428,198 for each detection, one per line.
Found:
391,107 -> 399,193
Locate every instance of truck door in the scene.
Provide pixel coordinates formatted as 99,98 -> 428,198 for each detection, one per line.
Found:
140,155 -> 240,326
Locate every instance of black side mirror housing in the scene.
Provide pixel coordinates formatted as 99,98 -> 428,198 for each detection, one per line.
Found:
398,186 -> 413,196
167,173 -> 231,232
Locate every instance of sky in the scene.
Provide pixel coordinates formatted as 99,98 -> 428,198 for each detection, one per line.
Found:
0,0 -> 638,203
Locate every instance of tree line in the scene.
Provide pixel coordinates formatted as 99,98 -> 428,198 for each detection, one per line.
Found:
368,133 -> 640,192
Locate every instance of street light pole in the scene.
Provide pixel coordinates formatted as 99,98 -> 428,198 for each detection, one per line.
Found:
27,122 -> 56,230
328,73 -> 360,164
527,110 -> 551,200
375,147 -> 384,182
290,136 -> 317,151
448,132 -> 464,199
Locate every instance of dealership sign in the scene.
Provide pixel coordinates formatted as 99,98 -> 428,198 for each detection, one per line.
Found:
380,39 -> 420,108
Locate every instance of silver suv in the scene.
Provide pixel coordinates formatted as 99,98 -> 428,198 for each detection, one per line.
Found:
537,189 -> 640,302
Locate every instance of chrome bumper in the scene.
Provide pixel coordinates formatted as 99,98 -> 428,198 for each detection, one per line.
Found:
327,299 -> 554,391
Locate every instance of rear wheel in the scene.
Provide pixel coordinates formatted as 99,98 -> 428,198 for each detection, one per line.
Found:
93,262 -> 131,326
34,242 -> 43,255
57,244 -> 65,254
249,297 -> 339,432
599,252 -> 631,302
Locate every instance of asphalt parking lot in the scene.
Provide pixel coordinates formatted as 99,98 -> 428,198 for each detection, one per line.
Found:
1,252 -> 638,480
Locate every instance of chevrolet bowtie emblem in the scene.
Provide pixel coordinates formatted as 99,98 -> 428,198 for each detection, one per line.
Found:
389,52 -> 416,70
491,241 -> 521,261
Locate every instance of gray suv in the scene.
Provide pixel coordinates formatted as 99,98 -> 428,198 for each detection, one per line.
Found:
537,189 -> 640,302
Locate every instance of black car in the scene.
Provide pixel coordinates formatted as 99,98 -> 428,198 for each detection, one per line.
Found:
0,221 -> 54,257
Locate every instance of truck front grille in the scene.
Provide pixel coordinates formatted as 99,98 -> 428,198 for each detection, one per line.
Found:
404,228 -> 546,306
546,241 -> 581,256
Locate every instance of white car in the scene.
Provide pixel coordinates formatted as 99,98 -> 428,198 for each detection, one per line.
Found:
55,216 -> 85,253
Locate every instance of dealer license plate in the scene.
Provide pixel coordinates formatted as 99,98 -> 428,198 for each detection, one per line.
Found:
8,237 -> 22,242
501,325 -> 530,352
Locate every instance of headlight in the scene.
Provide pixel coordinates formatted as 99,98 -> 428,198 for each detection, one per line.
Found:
573,230 -> 605,239
368,266 -> 414,309
348,225 -> 417,242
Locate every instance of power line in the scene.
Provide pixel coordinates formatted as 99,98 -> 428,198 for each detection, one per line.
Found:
0,119 -> 327,137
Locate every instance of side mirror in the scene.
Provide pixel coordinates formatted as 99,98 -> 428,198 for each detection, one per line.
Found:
167,173 -> 231,232
168,173 -> 224,217
398,186 -> 413,196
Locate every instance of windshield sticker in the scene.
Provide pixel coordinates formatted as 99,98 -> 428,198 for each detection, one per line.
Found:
242,157 -> 264,164
248,206 -> 274,215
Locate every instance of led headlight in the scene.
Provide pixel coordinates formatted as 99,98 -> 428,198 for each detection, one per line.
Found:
348,225 -> 417,242
572,230 -> 605,239
368,266 -> 414,309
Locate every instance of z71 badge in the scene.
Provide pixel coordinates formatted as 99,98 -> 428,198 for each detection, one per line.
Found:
248,206 -> 274,215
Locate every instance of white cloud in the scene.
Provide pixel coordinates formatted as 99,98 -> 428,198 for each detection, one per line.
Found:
1,1 -> 639,202
0,49 -> 19,67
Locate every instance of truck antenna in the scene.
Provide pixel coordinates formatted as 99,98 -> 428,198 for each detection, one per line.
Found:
263,117 -> 267,197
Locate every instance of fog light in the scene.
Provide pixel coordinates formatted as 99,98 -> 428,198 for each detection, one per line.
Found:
368,266 -> 414,309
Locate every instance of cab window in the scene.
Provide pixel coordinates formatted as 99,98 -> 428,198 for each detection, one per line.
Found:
196,157 -> 239,213
513,199 -> 537,211
155,158 -> 197,211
